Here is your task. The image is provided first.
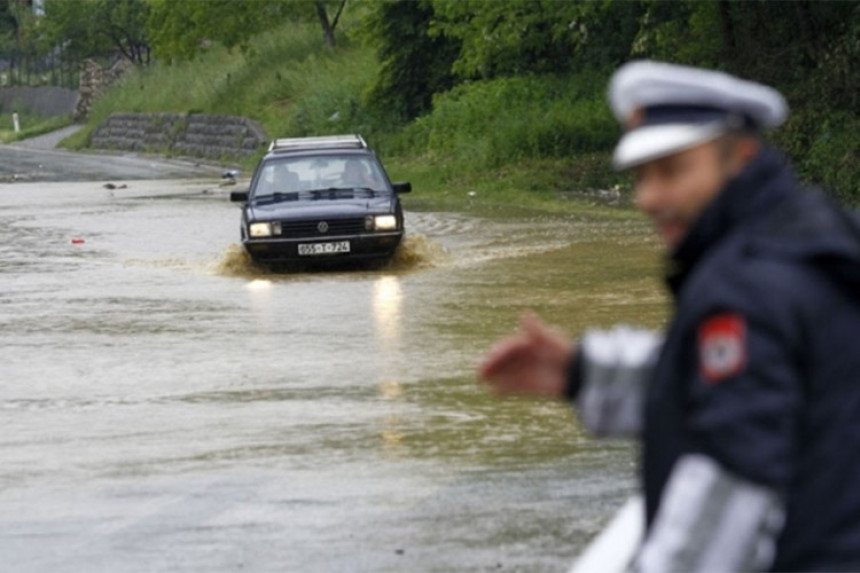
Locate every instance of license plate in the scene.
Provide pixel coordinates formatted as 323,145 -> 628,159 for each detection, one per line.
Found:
298,241 -> 351,256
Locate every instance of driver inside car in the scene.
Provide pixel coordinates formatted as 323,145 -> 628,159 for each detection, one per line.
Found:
338,160 -> 378,189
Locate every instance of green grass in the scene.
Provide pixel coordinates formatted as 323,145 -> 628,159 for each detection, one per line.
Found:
0,112 -> 73,144
389,154 -> 636,219
64,25 -> 379,154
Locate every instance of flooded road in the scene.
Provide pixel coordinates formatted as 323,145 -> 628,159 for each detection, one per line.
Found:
0,175 -> 667,571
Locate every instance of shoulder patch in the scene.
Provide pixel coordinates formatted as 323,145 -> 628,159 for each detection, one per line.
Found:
698,313 -> 747,383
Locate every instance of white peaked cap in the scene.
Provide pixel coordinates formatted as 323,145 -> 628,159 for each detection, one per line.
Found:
608,60 -> 788,170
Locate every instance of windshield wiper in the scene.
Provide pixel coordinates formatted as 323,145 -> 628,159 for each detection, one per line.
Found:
251,191 -> 299,203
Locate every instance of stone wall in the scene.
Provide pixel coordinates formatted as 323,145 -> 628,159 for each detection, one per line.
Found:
0,86 -> 78,117
75,58 -> 133,121
90,112 -> 268,158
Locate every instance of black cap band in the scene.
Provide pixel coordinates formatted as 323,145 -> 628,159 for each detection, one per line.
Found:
642,105 -> 758,130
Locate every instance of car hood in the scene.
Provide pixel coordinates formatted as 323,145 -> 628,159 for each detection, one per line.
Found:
247,197 -> 394,221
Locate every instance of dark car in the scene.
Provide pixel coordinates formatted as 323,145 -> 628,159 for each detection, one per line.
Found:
230,135 -> 411,266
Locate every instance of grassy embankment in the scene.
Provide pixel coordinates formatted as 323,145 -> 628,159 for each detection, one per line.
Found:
0,110 -> 72,143
58,23 -> 629,219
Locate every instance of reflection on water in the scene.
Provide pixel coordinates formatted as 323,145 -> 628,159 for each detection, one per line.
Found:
246,278 -> 274,333
374,276 -> 407,459
373,275 -> 402,349
378,380 -> 404,400
380,413 -> 406,457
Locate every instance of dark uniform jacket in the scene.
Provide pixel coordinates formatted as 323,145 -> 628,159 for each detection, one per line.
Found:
646,148 -> 860,571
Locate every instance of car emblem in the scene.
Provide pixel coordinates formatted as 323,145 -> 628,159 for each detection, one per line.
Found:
317,221 -> 329,233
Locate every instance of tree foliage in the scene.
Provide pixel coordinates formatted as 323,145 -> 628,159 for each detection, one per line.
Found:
0,0 -> 41,61
429,0 -> 640,79
365,0 -> 858,199
146,0 -> 349,62
361,0 -> 458,122
42,0 -> 150,64
147,0 -> 286,62
27,0 -> 859,199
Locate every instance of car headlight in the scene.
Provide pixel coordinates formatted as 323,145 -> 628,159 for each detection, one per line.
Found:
249,222 -> 273,238
374,215 -> 398,231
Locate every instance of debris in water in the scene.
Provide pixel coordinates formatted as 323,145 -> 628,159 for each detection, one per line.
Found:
220,169 -> 240,186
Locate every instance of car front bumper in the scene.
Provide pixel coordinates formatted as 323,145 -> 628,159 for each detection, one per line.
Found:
243,232 -> 403,264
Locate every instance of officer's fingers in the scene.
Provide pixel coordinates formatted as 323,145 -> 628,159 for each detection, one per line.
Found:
482,373 -> 526,396
483,365 -> 554,397
486,365 -> 562,397
521,313 -> 573,358
520,313 -> 544,337
478,336 -> 535,380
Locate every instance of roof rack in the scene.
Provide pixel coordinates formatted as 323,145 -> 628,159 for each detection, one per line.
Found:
268,134 -> 368,152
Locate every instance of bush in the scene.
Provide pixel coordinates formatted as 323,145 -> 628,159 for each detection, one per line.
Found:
798,112 -> 860,204
393,71 -> 617,169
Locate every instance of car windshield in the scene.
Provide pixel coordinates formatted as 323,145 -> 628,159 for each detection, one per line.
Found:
251,154 -> 389,198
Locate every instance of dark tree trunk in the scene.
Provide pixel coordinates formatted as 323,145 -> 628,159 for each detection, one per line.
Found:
315,2 -> 336,49
315,1 -> 347,49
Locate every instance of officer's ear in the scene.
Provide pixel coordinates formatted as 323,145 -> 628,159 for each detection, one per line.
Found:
720,132 -> 760,175
735,135 -> 760,163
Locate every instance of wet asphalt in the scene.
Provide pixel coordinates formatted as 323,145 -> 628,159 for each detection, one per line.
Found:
0,140 -> 662,571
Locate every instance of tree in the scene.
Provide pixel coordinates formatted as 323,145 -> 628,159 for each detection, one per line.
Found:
429,0 -> 641,79
314,0 -> 346,49
146,0 -> 281,62
363,0 -> 459,121
42,0 -> 150,65
146,0 -> 349,62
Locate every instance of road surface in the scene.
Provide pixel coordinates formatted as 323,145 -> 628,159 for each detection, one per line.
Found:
0,139 -> 663,571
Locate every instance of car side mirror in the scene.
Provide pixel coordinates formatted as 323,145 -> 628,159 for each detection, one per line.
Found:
230,190 -> 249,203
392,181 -> 412,194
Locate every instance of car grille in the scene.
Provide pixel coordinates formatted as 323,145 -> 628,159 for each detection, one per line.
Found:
277,218 -> 367,238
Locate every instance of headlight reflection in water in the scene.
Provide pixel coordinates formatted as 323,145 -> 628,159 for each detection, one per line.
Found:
372,275 -> 402,349
246,278 -> 274,332
374,275 -> 406,456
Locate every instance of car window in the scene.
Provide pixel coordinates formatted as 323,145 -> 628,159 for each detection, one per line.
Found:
252,155 -> 388,196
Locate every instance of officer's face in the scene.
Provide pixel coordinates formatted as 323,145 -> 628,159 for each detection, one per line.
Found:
632,142 -> 731,249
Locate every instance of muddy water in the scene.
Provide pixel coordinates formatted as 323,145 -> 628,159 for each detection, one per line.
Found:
0,179 -> 666,572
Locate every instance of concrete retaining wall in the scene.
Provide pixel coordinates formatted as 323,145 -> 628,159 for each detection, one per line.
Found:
0,86 -> 78,117
91,112 -> 268,158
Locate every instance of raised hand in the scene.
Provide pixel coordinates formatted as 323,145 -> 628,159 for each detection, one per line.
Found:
478,314 -> 576,398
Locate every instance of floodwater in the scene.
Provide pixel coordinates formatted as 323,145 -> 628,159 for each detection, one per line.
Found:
0,178 -> 667,572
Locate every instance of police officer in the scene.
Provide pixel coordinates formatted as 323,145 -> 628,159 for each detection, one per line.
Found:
479,61 -> 860,572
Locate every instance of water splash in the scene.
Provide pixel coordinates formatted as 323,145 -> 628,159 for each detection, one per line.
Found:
387,234 -> 449,271
211,234 -> 448,278
211,243 -> 267,277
